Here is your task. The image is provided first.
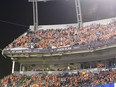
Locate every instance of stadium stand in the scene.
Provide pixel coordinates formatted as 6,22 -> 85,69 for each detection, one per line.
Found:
7,20 -> 116,50
1,17 -> 116,87
1,69 -> 116,87
1,0 -> 116,85
1,16 -> 116,87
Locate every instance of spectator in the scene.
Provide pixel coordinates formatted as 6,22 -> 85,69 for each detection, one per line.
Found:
8,20 -> 116,50
1,69 -> 116,87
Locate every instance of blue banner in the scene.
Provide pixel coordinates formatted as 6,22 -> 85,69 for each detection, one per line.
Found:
96,83 -> 116,87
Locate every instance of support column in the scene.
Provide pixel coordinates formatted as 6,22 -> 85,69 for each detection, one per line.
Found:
42,58 -> 45,73
20,64 -> 22,73
90,62 -> 92,69
12,60 -> 15,74
105,61 -> 106,69
22,65 -> 25,72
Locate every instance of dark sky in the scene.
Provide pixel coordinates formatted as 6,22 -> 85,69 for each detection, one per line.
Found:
0,0 -> 116,78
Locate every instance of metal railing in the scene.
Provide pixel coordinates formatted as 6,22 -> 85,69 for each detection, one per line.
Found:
3,38 -> 116,54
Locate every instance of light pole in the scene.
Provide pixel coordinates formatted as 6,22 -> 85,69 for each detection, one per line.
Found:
29,0 -> 83,30
74,0 -> 83,28
29,0 -> 52,32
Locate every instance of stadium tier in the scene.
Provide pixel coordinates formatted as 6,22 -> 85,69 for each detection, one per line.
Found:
1,69 -> 116,87
1,17 -> 116,77
2,17 -> 116,57
6,18 -> 116,50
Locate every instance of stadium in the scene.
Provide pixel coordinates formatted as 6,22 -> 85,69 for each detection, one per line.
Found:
1,0 -> 116,87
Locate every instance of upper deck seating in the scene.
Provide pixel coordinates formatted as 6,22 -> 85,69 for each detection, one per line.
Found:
7,21 -> 116,50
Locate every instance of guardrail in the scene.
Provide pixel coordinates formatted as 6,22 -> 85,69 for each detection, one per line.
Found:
2,39 -> 116,54
2,45 -> 89,54
15,67 -> 116,75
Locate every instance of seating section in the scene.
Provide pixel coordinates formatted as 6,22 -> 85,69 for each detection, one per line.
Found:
1,69 -> 116,87
8,21 -> 116,50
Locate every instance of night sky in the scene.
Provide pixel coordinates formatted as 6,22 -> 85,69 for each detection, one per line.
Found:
0,0 -> 116,79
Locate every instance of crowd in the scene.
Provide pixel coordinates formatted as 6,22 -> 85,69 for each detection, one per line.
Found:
1,69 -> 116,87
8,20 -> 116,49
